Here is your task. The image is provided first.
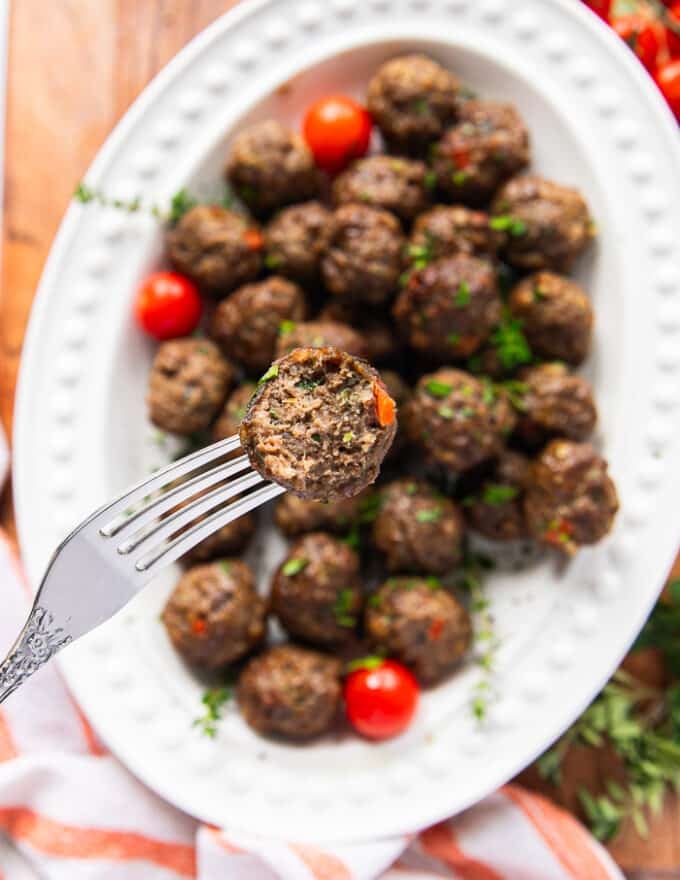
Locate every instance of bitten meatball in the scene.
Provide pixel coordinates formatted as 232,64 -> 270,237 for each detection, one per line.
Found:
275,320 -> 368,359
514,363 -> 598,447
366,578 -> 472,685
373,479 -> 464,574
408,205 -> 502,263
405,368 -> 515,471
210,277 -> 306,374
380,370 -> 412,459
492,175 -> 595,272
264,201 -> 330,283
212,382 -> 256,442
524,440 -> 619,554
161,560 -> 265,668
464,450 -> 530,541
508,271 -> 594,365
320,204 -> 405,306
240,347 -> 397,500
431,100 -> 530,205
367,54 -> 460,153
332,156 -> 430,222
393,254 -> 501,360
274,491 -> 367,536
182,513 -> 256,565
166,205 -> 262,295
271,532 -> 363,645
238,645 -> 341,740
148,338 -> 233,435
226,120 -> 319,217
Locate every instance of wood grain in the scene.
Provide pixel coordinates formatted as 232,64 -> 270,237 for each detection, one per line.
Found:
1,1 -> 678,870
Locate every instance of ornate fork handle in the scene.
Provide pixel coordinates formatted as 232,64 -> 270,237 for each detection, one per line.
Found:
0,605 -> 72,704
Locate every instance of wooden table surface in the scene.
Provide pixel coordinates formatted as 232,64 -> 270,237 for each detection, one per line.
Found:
1,1 -> 679,873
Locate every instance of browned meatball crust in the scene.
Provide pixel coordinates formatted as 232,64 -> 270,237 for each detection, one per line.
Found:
240,347 -> 397,500
226,120 -> 319,217
373,479 -> 464,574
148,338 -> 233,435
380,370 -> 412,459
366,578 -> 472,685
408,205 -> 503,263
431,101 -> 530,205
508,272 -> 594,365
492,175 -> 595,272
182,513 -> 256,565
393,254 -> 501,361
210,276 -> 306,374
238,645 -> 341,740
274,491 -> 367,536
332,156 -> 430,222
464,450 -> 530,541
161,560 -> 265,668
275,320 -> 368,360
318,301 -> 401,364
405,368 -> 515,472
212,382 -> 256,442
367,54 -> 460,153
514,363 -> 597,447
320,204 -> 405,306
524,440 -> 619,554
271,532 -> 363,645
264,201 -> 330,283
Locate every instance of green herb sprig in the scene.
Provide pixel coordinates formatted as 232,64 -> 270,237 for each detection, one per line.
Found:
193,686 -> 232,738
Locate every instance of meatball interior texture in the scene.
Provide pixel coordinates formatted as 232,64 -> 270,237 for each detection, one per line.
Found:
409,205 -> 503,262
394,253 -> 501,361
509,271 -> 594,365
373,479 -> 464,574
514,363 -> 597,448
210,276 -> 307,374
464,450 -> 530,542
264,201 -> 330,283
237,645 -> 341,740
276,320 -> 368,360
367,53 -> 460,153
366,578 -> 472,685
405,368 -> 515,472
240,347 -> 397,501
274,491 -> 366,537
166,205 -> 262,295
161,560 -> 265,669
212,382 -> 256,442
332,155 -> 430,222
226,120 -> 319,217
271,532 -> 363,645
524,440 -> 619,555
148,338 -> 233,435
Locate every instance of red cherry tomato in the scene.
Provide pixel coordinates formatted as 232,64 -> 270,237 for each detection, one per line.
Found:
612,15 -> 664,72
665,2 -> 680,56
582,0 -> 611,22
135,271 -> 202,340
302,95 -> 372,175
344,659 -> 419,740
656,59 -> 680,118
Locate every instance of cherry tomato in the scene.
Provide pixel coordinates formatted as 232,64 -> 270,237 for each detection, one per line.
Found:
655,58 -> 680,118
665,2 -> 680,56
135,271 -> 202,340
612,15 -> 664,72
582,0 -> 611,22
302,95 -> 372,174
344,659 -> 419,740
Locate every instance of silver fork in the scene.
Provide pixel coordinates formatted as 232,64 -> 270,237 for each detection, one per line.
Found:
0,435 -> 284,703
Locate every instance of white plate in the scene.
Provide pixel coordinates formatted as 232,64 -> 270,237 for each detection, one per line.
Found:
13,0 -> 680,842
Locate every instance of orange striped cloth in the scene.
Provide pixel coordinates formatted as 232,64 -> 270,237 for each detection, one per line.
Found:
0,531 -> 623,880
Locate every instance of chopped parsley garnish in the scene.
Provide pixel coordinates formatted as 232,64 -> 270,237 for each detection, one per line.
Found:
74,182 -> 95,203
498,379 -> 529,411
168,189 -> 197,224
295,377 -> 323,391
489,214 -> 527,236
193,686 -> 232,738
482,484 -> 518,505
218,560 -> 231,574
438,405 -> 455,419
416,506 -> 442,523
424,170 -> 437,190
346,655 -> 384,673
490,314 -> 532,369
533,284 -> 547,302
454,281 -> 471,307
425,379 -> 452,398
412,98 -> 430,115
264,253 -> 281,269
268,409 -> 280,421
258,364 -> 279,384
278,319 -> 296,335
406,231 -> 437,269
282,557 -> 308,576
367,593 -> 382,608
311,433 -> 322,443
425,576 -> 441,590
482,378 -> 495,405
446,332 -> 461,347
333,589 -> 357,628
358,491 -> 382,524
73,182 -> 142,213
342,431 -> 354,443
405,483 -> 418,496
452,169 -> 468,186
460,407 -> 476,418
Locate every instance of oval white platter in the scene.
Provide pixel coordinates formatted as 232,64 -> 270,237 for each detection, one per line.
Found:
13,0 -> 680,842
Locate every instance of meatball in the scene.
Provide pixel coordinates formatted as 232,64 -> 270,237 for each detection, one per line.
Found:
366,578 -> 472,685
408,205 -> 502,263
274,491 -> 367,536
380,370 -> 412,459
431,101 -> 530,205
492,175 -> 595,272
464,450 -> 530,541
275,320 -> 368,359
524,440 -> 619,554
264,201 -> 330,283
320,204 -> 405,306
148,338 -> 233,435
212,382 -> 256,442
182,513 -> 256,565
508,271 -> 594,365
514,363 -> 597,448
405,368 -> 515,472
393,254 -> 501,361
366,54 -> 460,153
238,645 -> 341,740
210,276 -> 306,374
318,302 -> 401,364
161,560 -> 265,668
240,347 -> 397,500
332,156 -> 430,222
226,120 -> 319,217
271,532 -> 363,645
373,479 -> 464,574
166,205 -> 262,295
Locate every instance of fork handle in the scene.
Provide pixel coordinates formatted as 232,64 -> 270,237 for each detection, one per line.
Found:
0,603 -> 72,704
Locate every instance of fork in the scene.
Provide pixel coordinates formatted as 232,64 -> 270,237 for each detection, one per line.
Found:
0,435 -> 284,703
